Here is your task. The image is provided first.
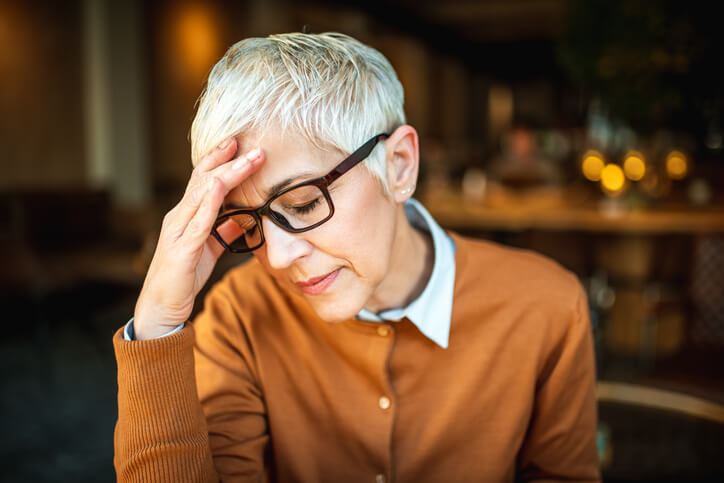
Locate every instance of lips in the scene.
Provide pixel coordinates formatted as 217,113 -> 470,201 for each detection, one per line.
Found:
295,269 -> 340,295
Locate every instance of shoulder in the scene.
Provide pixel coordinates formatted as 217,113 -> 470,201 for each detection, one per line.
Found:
449,232 -> 587,326
452,232 -> 582,296
448,233 -> 590,369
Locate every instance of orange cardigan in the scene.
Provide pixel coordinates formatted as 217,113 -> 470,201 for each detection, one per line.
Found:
114,232 -> 601,482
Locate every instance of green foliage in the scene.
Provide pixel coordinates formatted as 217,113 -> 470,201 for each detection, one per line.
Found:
558,0 -> 723,133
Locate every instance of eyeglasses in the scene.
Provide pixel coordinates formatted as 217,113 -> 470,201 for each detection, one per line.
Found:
211,132 -> 390,253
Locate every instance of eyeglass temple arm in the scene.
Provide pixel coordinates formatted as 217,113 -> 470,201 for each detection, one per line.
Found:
323,133 -> 390,184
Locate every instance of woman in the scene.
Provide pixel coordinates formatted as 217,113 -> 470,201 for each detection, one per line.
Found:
115,32 -> 600,482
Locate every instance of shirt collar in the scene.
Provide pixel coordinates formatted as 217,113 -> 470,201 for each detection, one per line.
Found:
356,198 -> 456,349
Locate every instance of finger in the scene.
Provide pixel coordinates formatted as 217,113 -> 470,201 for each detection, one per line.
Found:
205,219 -> 239,259
207,230 -> 228,258
172,147 -> 262,237
180,176 -> 225,247
162,175 -> 217,243
216,218 -> 244,241
196,137 -> 238,173
182,138 -> 238,200
209,147 -> 264,195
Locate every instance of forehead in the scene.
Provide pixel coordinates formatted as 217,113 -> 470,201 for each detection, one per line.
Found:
227,131 -> 342,206
240,130 -> 331,162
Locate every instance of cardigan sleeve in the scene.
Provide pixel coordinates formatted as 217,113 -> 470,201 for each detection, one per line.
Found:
515,284 -> 602,482
113,286 -> 269,483
113,326 -> 218,482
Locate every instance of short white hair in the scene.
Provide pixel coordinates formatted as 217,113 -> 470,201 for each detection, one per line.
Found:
190,32 -> 406,194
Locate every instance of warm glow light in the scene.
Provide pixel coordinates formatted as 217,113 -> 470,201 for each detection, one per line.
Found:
174,4 -> 220,80
666,150 -> 688,179
582,150 -> 605,181
0,3 -> 32,76
601,164 -> 625,194
0,6 -> 9,50
623,151 -> 646,181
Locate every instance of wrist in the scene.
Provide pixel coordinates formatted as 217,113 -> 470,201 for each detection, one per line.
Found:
133,321 -> 185,340
133,307 -> 186,341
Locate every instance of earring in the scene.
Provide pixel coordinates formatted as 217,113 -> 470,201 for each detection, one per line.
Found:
401,186 -> 414,195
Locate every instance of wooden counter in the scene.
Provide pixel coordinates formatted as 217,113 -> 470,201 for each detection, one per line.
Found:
421,188 -> 724,234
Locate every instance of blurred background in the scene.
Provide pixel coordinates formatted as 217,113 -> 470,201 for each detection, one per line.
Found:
1,0 -> 723,481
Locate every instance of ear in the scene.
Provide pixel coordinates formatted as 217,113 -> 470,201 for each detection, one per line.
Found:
384,125 -> 420,203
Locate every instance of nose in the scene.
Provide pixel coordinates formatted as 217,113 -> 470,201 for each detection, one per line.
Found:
261,217 -> 312,270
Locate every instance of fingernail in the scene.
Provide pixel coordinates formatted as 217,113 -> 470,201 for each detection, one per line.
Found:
217,138 -> 232,150
207,178 -> 217,192
232,149 -> 261,170
247,148 -> 261,159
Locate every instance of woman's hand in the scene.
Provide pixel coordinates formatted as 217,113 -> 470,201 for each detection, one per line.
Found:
133,139 -> 264,340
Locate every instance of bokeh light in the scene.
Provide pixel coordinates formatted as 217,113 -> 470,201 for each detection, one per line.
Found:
623,151 -> 646,181
666,150 -> 688,179
601,163 -> 626,194
582,150 -> 605,181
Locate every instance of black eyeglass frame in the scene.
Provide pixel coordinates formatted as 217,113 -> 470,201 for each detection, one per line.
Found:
211,132 -> 391,253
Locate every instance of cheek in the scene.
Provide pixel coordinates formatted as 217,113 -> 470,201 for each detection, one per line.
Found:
322,180 -> 396,279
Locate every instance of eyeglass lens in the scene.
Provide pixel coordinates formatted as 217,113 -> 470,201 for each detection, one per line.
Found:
215,184 -> 332,252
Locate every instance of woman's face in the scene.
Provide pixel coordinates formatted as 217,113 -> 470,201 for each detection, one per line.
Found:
225,131 -> 398,322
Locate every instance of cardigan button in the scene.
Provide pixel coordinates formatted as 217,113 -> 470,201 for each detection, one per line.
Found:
378,396 -> 391,410
375,474 -> 386,483
377,326 -> 390,337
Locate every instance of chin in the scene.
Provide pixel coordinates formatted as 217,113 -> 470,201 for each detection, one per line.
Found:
306,300 -> 357,323
290,268 -> 373,323
304,294 -> 365,323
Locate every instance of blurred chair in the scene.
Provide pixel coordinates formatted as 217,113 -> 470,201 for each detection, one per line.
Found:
0,189 -> 139,333
597,381 -> 724,481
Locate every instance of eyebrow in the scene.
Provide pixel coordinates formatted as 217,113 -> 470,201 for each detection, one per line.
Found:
224,171 -> 317,210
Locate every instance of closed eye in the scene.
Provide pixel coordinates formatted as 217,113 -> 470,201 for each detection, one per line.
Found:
291,197 -> 321,214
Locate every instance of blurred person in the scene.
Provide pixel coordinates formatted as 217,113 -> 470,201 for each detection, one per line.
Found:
114,33 -> 600,482
487,122 -> 562,189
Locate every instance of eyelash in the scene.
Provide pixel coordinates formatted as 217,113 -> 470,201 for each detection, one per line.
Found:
291,198 -> 320,214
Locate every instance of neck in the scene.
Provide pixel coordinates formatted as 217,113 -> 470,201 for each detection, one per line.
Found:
364,204 -> 434,313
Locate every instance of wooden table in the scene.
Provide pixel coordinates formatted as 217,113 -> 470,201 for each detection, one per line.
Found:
420,189 -> 724,234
